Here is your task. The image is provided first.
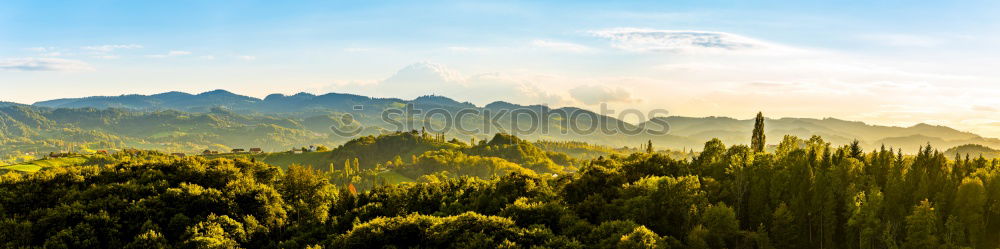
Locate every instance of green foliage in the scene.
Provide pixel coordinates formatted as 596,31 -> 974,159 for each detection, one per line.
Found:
751,112 -> 766,153
2,132 -> 1000,248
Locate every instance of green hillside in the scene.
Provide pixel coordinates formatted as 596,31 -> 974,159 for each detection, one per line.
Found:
945,144 -> 1000,159
6,90 -> 1000,163
0,155 -> 95,173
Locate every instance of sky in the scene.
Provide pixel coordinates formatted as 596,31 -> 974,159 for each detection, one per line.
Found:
2,0 -> 1000,135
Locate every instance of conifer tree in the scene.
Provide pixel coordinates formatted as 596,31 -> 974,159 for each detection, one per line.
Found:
646,140 -> 654,154
751,112 -> 766,153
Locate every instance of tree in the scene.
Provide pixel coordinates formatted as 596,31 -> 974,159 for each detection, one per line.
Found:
771,203 -> 801,249
953,177 -> 986,248
646,140 -> 654,154
701,203 -> 739,248
281,165 -> 338,224
751,112 -> 766,153
903,200 -> 940,249
848,187 -> 884,249
618,226 -> 665,249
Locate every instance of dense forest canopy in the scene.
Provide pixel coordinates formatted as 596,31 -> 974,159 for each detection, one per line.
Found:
4,93 -> 1000,248
3,128 -> 1000,248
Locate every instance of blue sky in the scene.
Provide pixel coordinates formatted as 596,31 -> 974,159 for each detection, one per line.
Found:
2,0 -> 1000,135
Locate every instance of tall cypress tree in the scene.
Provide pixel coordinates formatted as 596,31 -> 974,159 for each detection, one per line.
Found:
646,140 -> 654,154
751,112 -> 766,153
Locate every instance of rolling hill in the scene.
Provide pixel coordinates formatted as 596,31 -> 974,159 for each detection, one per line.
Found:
3,90 -> 999,164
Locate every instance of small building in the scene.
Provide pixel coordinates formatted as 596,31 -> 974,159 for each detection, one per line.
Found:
232,149 -> 246,154
96,150 -> 108,155
291,148 -> 303,154
308,145 -> 316,152
249,148 -> 263,154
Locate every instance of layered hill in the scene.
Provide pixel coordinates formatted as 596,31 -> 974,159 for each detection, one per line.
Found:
3,90 -> 999,164
944,144 -> 1000,159
643,116 -> 997,152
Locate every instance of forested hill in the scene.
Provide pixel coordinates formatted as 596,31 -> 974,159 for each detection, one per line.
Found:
5,90 -> 1000,163
647,116 -> 995,151
4,132 -> 1000,248
945,144 -> 1000,159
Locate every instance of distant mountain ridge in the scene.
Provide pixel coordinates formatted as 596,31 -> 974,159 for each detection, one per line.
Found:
643,116 -> 989,151
12,90 -> 1000,156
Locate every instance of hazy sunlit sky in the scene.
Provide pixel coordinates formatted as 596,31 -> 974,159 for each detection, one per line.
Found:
3,1 -> 1000,135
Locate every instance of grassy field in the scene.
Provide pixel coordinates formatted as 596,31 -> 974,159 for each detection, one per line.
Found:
205,152 -> 417,184
1,152 -> 420,184
377,170 -> 415,184
0,156 -> 90,173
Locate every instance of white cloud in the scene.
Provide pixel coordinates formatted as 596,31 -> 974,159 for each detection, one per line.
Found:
446,46 -> 490,53
973,105 -> 997,112
26,47 -> 65,57
0,58 -> 94,72
82,44 -> 143,52
237,55 -> 256,61
530,40 -> 593,53
344,47 -> 374,52
147,50 -> 192,58
568,85 -> 637,105
591,28 -> 793,54
338,62 -> 570,106
26,47 -> 54,52
859,34 -> 942,47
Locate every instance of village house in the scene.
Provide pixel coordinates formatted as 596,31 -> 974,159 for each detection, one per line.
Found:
232,149 -> 246,154
291,148 -> 303,154
250,148 -> 263,154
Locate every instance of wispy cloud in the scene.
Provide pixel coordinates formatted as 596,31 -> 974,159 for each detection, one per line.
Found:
237,55 -> 256,61
0,58 -> 94,72
147,50 -> 192,58
332,62 -> 570,106
569,85 -> 637,105
26,47 -> 65,57
858,34 -> 943,47
344,47 -> 374,52
590,28 -> 790,54
82,44 -> 143,52
446,46 -> 490,53
530,40 -> 593,53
